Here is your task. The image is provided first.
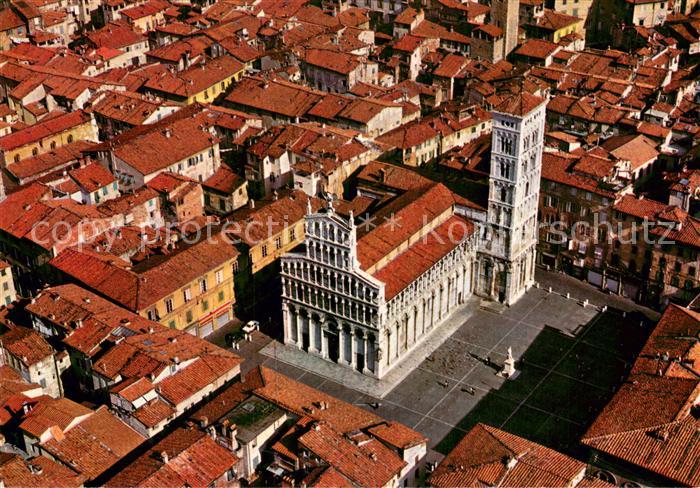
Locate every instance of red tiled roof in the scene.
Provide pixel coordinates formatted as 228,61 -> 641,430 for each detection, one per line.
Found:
298,421 -> 406,487
515,39 -> 560,59
202,165 -> 245,194
613,194 -> 670,220
111,113 -> 219,176
19,397 -> 92,439
0,111 -> 92,152
86,22 -> 146,50
529,9 -> 581,31
144,55 -> 244,98
494,92 -> 545,117
0,326 -> 55,367
68,162 -> 115,193
0,453 -> 84,488
252,367 -> 426,448
430,423 -> 586,487
41,405 -> 144,481
0,8 -> 23,31
394,34 -> 425,52
302,48 -> 362,74
357,183 -> 459,271
5,141 -> 95,183
541,152 -> 616,198
601,134 -> 659,170
132,398 -> 174,427
26,284 -> 155,356
93,328 -> 240,398
226,77 -> 324,119
104,428 -> 238,487
582,304 -> 700,486
373,215 -> 474,300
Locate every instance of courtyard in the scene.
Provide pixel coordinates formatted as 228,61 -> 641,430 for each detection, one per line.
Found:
219,270 -> 656,458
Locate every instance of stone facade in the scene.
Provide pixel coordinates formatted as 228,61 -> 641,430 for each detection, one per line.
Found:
477,98 -> 546,305
281,207 -> 478,378
280,97 -> 546,378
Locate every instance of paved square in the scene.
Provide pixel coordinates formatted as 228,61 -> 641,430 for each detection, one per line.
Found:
227,273 -> 655,458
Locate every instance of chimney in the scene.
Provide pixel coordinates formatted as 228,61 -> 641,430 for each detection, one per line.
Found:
273,190 -> 278,201
248,199 -> 255,209
163,128 -> 172,138
160,451 -> 169,464
149,326 -> 154,334
200,416 -> 209,428
378,167 -> 386,182
208,425 -> 217,440
75,319 -> 83,328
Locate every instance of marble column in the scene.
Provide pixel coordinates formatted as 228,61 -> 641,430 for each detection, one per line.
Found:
350,328 -> 357,369
282,304 -> 292,345
338,326 -> 346,364
318,317 -> 327,358
362,335 -> 371,375
385,330 -> 391,367
294,310 -> 302,348
309,316 -> 320,354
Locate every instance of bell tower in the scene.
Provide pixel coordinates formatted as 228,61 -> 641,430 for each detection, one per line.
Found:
478,92 -> 546,305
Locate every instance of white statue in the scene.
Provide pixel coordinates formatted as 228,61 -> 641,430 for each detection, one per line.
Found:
499,347 -> 516,378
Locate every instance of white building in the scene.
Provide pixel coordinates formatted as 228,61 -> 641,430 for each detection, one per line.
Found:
280,94 -> 546,379
477,94 -> 546,305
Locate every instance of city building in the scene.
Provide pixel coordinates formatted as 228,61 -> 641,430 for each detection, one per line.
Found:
582,304 -> 700,486
50,231 -> 239,337
280,94 -> 545,378
18,397 -> 144,483
0,326 -> 70,398
202,165 -> 249,216
0,111 -> 98,165
95,106 -> 223,190
190,366 -> 428,486
101,427 -> 239,487
430,423 -> 595,487
95,327 -> 241,437
0,260 -> 16,306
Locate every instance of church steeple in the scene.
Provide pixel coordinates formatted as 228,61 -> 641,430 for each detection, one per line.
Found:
478,91 -> 546,305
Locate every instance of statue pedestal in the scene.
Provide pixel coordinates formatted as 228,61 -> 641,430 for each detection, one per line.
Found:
497,347 -> 519,379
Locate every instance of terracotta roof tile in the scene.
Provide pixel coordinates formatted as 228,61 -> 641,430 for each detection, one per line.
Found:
430,423 -> 586,487
104,428 -> 238,487
0,326 -> 55,367
0,453 -> 84,488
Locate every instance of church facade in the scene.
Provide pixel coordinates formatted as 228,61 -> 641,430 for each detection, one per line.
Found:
280,94 -> 547,379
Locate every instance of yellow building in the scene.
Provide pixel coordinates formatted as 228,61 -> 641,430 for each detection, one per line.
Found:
0,110 -> 99,165
143,55 -> 246,105
524,9 -> 584,43
227,191 -> 323,275
50,232 -> 240,337
226,190 -> 322,317
0,260 -> 17,307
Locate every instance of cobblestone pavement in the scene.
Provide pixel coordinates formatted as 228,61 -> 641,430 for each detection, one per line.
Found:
213,269 -> 656,458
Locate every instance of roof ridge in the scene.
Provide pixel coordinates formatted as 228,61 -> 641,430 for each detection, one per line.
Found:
583,417 -> 688,443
